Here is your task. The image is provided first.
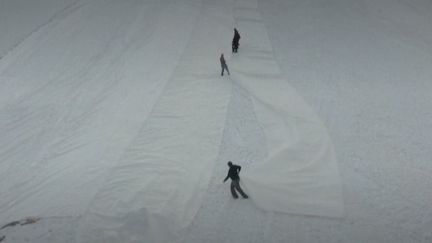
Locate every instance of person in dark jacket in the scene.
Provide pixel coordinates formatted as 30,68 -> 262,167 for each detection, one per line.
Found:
223,161 -> 248,199
232,28 -> 241,53
220,54 -> 230,76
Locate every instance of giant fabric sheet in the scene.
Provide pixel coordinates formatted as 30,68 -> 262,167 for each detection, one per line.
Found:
233,0 -> 344,217
0,0 -> 200,223
76,1 -> 234,242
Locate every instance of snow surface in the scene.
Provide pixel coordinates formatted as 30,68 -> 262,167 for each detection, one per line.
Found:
1,0 -> 432,242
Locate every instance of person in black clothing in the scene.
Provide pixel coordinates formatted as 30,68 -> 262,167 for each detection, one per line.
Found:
232,28 -> 241,53
220,54 -> 230,76
223,161 -> 248,199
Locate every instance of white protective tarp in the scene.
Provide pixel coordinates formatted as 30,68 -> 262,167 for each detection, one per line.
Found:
76,1 -> 234,242
0,0 -> 200,222
0,0 -> 205,230
0,0 -> 343,241
232,0 -> 344,217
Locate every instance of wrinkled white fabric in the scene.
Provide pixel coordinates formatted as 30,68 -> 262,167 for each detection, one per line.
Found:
0,0 -> 200,223
233,0 -> 344,217
76,1 -> 234,242
0,0 -> 343,242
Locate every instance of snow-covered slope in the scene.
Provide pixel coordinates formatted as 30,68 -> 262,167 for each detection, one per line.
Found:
1,0 -> 431,242
259,0 -> 432,242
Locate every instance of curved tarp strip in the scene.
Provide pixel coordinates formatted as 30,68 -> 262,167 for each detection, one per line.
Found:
233,0 -> 344,217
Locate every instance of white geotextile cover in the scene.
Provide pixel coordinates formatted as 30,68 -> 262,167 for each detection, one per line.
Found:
232,0 -> 344,217
0,0 -> 343,242
76,1 -> 234,242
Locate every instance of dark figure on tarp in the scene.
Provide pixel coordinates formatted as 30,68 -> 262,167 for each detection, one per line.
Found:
223,161 -> 248,199
232,28 -> 241,53
220,54 -> 230,76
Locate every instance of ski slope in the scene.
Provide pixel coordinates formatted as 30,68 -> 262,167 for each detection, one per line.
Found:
1,0 -> 431,242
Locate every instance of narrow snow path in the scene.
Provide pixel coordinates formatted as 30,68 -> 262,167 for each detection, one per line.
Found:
183,0 -> 344,241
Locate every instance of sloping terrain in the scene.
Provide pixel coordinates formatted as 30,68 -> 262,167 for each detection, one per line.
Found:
0,0 -> 431,242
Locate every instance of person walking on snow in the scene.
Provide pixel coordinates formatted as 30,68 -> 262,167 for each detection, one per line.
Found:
232,28 -> 241,53
220,54 -> 230,76
223,161 -> 248,199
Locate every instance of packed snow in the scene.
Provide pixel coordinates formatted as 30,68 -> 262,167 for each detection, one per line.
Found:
1,0 -> 431,242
